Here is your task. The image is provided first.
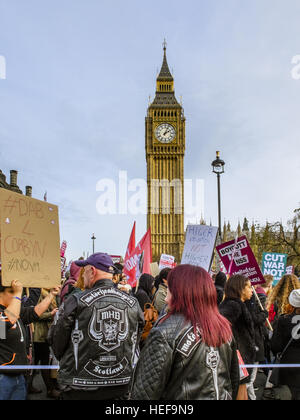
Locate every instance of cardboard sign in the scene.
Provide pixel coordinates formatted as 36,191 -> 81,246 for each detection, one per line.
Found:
150,262 -> 160,277
0,188 -> 61,288
159,253 -> 175,270
261,252 -> 288,284
181,225 -> 218,271
216,235 -> 265,286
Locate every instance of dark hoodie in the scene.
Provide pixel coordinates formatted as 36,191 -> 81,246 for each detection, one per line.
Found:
60,262 -> 81,303
135,274 -> 154,312
215,271 -> 227,306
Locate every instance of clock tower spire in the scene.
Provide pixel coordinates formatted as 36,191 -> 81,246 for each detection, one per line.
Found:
145,42 -> 186,263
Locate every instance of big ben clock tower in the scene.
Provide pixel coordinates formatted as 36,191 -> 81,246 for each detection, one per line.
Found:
146,41 -> 185,263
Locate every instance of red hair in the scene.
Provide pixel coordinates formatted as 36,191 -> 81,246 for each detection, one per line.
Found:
166,264 -> 232,348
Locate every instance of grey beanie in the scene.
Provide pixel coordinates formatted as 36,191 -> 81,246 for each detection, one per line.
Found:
289,289 -> 300,308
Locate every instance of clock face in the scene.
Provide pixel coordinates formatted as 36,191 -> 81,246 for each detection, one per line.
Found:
155,123 -> 176,143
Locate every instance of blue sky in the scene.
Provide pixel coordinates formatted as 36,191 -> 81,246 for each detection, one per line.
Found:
1,0 -> 300,261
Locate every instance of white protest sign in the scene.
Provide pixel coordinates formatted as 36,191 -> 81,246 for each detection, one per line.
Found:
159,253 -> 175,270
181,225 -> 218,271
286,265 -> 294,275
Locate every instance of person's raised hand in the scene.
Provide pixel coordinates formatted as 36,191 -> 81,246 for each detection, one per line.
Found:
11,280 -> 23,296
49,286 -> 61,297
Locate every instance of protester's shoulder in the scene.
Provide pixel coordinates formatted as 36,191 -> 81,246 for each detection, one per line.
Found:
115,287 -> 141,308
134,288 -> 148,298
93,284 -> 141,309
220,298 -> 242,313
146,321 -> 174,348
277,313 -> 295,325
63,294 -> 79,316
154,313 -> 187,343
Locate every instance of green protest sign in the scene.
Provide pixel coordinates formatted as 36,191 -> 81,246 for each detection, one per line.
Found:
261,252 -> 288,284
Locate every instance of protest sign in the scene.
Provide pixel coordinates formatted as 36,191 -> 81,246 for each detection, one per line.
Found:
261,252 -> 288,284
110,255 -> 123,264
181,225 -> 218,271
150,262 -> 160,277
0,188 -> 61,288
60,256 -> 66,278
286,265 -> 294,275
60,240 -> 67,278
60,240 -> 67,257
216,235 -> 265,286
159,253 -> 175,270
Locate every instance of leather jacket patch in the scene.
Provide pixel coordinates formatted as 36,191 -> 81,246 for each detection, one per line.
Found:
176,326 -> 202,357
72,375 -> 131,387
84,356 -> 129,379
88,305 -> 129,352
80,287 -> 136,308
206,347 -> 221,400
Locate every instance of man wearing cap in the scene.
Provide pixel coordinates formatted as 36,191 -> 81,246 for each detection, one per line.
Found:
271,289 -> 300,400
51,253 -> 144,400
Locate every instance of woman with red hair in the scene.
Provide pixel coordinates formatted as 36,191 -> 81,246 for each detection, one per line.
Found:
131,264 -> 239,400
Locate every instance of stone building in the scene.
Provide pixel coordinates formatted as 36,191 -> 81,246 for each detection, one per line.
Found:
0,169 -> 32,197
145,42 -> 186,262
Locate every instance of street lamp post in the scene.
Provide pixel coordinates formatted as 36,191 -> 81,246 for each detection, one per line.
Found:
211,151 -> 225,239
91,233 -> 96,254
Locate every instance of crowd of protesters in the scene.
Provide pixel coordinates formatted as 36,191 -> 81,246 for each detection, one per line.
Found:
1,253 -> 300,401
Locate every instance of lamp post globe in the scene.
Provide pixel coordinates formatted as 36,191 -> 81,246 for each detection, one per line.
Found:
212,151 -> 225,175
211,151 -> 225,238
91,233 -> 96,254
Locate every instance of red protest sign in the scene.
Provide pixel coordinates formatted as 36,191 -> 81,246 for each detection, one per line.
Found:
216,235 -> 265,286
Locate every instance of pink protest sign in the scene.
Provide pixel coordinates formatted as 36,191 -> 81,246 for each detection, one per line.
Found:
60,240 -> 67,257
216,235 -> 265,286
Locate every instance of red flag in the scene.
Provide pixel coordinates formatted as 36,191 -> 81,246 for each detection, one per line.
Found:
136,228 -> 152,276
124,227 -> 152,288
125,222 -> 136,260
123,222 -> 136,285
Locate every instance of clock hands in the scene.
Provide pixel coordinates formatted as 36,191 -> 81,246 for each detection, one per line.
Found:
155,124 -> 175,143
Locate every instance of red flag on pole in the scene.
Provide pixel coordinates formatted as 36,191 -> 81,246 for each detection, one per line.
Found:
123,222 -> 136,285
136,227 -> 152,276
124,227 -> 152,288
125,222 -> 136,260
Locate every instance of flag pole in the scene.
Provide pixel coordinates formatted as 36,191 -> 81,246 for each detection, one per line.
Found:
252,286 -> 273,332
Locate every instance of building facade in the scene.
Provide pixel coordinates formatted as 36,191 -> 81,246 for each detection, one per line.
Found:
0,169 -> 32,196
146,43 -> 185,262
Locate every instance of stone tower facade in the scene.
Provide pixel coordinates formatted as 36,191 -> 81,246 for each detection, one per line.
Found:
146,43 -> 185,262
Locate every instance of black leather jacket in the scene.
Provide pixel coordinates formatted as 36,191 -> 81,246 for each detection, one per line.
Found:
50,279 -> 144,392
131,313 -> 239,400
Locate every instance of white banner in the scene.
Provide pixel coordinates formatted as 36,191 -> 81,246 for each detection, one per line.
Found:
181,225 -> 218,271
